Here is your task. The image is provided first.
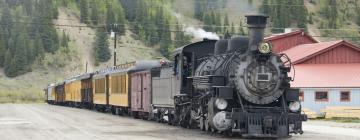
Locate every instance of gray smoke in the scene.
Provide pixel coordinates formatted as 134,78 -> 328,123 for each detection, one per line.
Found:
184,27 -> 220,40
172,11 -> 219,40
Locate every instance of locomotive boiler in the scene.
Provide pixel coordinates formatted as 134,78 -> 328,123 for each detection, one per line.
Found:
174,15 -> 306,138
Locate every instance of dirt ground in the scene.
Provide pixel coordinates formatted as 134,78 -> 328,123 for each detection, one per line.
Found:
0,104 -> 359,140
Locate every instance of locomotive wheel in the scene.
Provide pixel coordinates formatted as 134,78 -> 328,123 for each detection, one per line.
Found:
225,130 -> 234,137
205,119 -> 210,132
199,117 -> 205,131
111,107 -> 116,115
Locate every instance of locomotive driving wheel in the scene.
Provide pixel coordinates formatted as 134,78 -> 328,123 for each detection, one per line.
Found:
199,117 -> 205,131
198,107 -> 206,131
205,118 -> 210,132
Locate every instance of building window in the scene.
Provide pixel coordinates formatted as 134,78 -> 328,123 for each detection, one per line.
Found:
315,91 -> 328,102
340,91 -> 350,102
299,91 -> 304,102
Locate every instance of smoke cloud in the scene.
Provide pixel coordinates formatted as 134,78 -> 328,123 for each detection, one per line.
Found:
172,11 -> 220,40
184,27 -> 220,40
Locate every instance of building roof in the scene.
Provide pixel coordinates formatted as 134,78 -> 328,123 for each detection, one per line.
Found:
290,64 -> 360,88
280,40 -> 360,64
265,30 -> 318,43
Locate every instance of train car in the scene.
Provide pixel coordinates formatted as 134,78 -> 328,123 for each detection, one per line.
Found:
80,73 -> 93,109
129,61 -> 160,119
92,70 -> 108,111
64,77 -> 82,107
54,82 -> 65,105
150,66 -> 175,122
45,83 -> 56,104
107,68 -> 130,114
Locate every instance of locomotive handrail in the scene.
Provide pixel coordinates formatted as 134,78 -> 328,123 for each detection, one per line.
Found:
278,53 -> 295,81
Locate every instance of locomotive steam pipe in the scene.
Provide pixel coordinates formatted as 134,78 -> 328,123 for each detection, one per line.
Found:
246,15 -> 269,52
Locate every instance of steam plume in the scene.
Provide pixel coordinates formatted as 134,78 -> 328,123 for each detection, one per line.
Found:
184,27 -> 220,40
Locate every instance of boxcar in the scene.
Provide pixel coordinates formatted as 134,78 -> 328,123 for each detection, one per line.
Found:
107,68 -> 130,115
92,71 -> 108,111
130,70 -> 152,118
55,82 -> 65,105
129,60 -> 161,118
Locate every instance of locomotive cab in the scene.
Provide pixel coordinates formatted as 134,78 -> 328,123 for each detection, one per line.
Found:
171,40 -> 217,94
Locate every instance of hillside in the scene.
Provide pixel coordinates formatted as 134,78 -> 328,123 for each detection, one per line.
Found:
0,1 -> 163,103
1,0 -> 360,103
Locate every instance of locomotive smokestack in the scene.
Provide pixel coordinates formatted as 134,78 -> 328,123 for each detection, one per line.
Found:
246,14 -> 268,52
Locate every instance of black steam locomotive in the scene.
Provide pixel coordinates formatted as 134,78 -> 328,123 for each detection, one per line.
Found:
169,15 -> 306,138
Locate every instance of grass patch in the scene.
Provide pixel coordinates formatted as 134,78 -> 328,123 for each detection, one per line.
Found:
0,91 -> 44,103
315,118 -> 360,123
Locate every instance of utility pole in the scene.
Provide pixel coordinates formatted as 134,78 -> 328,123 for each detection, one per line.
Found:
114,30 -> 117,66
111,24 -> 119,66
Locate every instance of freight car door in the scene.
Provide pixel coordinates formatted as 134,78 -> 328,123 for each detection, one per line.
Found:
136,74 -> 143,110
142,72 -> 150,112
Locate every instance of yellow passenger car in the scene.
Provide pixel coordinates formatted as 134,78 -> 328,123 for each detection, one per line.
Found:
64,77 -> 82,107
92,71 -> 108,111
108,69 -> 130,114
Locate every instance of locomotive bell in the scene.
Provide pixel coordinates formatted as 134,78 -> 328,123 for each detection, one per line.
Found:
246,14 -> 269,52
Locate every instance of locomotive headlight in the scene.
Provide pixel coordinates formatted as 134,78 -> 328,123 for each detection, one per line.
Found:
289,101 -> 301,112
215,98 -> 228,110
258,43 -> 272,54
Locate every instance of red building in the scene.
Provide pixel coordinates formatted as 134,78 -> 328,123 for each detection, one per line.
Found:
265,30 -> 318,53
266,31 -> 360,117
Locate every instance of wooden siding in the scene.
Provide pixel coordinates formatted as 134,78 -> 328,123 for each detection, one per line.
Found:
268,33 -> 316,53
64,81 -> 81,103
93,77 -> 107,105
131,71 -> 151,113
300,88 -> 360,115
302,45 -> 360,64
108,73 -> 129,107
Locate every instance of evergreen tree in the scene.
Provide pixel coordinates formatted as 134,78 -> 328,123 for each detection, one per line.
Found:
90,1 -> 99,25
22,0 -> 33,16
214,12 -> 222,33
0,6 -> 13,31
0,29 -> 5,66
308,13 -> 313,24
203,13 -> 212,31
116,3 -> 126,36
159,20 -> 172,57
175,22 -> 191,47
223,14 -> 229,33
4,49 -> 15,77
238,20 -> 245,35
328,0 -> 338,28
80,0 -> 89,23
230,23 -> 235,35
24,33 -> 35,64
106,4 -> 116,32
13,32 -> 28,75
52,2 -> 59,19
61,31 -> 69,48
34,33 -> 45,60
41,25 -> 59,53
194,0 -> 205,20
94,28 -> 111,63
210,11 -> 216,32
